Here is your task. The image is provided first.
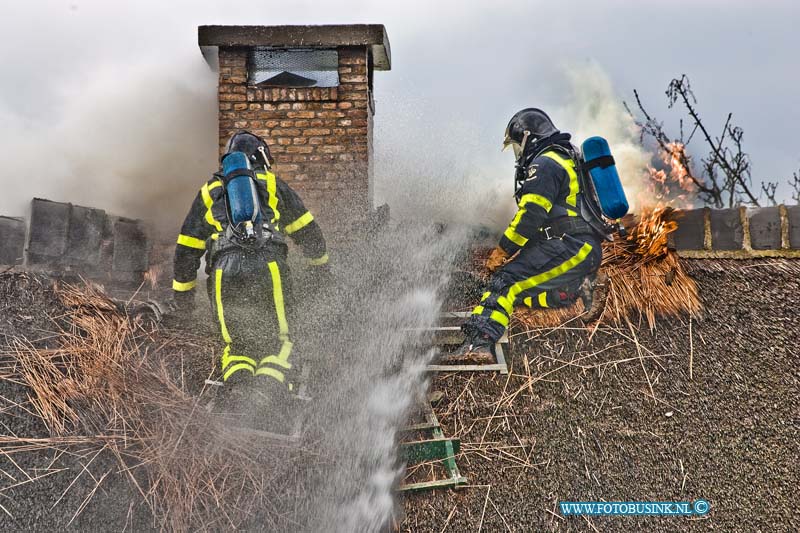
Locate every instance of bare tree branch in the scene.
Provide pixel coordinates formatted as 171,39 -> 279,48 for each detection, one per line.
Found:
791,170 -> 800,204
628,75 -> 785,208
760,182 -> 778,206
668,77 -> 762,206
626,85 -> 720,206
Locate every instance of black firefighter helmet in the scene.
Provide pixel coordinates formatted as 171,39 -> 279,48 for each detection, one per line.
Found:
224,130 -> 274,169
502,108 -> 560,160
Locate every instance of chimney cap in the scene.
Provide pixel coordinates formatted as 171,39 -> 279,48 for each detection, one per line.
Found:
198,24 -> 391,71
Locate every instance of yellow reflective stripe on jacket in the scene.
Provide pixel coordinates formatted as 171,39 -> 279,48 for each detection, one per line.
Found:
503,193 -> 552,248
538,291 -> 549,308
172,279 -> 196,292
176,234 -> 206,250
257,171 -> 281,224
519,193 -> 553,213
542,151 -> 579,209
308,253 -> 329,266
268,262 -> 289,340
214,269 -> 232,344
504,208 -> 528,248
201,181 -> 223,231
506,242 -> 593,304
503,225 -> 528,247
284,211 -> 314,235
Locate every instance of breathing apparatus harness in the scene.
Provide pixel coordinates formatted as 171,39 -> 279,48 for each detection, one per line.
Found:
513,134 -> 624,242
208,152 -> 284,263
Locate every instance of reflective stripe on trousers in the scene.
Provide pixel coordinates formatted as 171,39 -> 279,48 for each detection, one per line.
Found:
215,260 -> 293,385
471,242 -> 594,331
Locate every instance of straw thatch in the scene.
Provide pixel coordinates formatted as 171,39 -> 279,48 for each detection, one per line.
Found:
0,280 -> 303,531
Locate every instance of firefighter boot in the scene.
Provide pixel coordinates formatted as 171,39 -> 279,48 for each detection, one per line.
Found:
446,329 -> 495,364
252,378 -> 294,435
579,271 -> 608,322
214,379 -> 258,430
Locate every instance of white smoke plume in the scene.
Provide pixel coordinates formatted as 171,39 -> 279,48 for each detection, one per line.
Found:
0,56 -> 218,234
373,94 -> 511,230
554,61 -> 651,213
376,61 -> 651,233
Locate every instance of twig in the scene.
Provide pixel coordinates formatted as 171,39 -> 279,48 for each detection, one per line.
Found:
627,320 -> 656,403
439,504 -> 457,533
689,317 -> 694,380
477,485 -> 491,533
487,492 -> 512,532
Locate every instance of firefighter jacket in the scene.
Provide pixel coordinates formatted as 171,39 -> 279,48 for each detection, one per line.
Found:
172,170 -> 327,294
498,148 -> 587,256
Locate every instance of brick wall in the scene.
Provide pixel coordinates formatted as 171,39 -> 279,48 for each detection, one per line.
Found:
217,46 -> 373,230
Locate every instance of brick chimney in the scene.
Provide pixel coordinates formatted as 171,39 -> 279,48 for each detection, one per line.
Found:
198,25 -> 391,232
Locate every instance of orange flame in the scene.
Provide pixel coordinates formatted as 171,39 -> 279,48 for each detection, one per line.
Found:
629,206 -> 678,259
640,142 -> 695,210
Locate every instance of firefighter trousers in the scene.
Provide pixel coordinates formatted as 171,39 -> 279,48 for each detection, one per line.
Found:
464,234 -> 602,342
207,244 -> 296,390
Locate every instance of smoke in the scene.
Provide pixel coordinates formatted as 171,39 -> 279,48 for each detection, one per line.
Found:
373,91 -> 511,230
554,62 -> 651,213
3,57 -> 648,238
375,61 -> 652,233
0,57 -> 218,233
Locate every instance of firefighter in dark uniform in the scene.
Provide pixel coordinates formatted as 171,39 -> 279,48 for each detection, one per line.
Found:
456,109 -> 604,359
172,131 -> 328,394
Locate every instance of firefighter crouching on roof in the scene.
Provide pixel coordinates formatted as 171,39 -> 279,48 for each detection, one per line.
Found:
455,109 -> 605,360
172,131 -> 329,403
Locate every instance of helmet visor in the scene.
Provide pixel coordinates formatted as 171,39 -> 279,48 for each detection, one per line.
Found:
503,140 -> 523,159
502,127 -> 521,158
502,129 -> 528,159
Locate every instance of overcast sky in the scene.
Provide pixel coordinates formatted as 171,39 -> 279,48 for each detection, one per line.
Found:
1,0 -> 797,224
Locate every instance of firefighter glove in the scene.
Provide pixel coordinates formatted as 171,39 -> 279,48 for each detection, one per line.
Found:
485,246 -> 510,274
